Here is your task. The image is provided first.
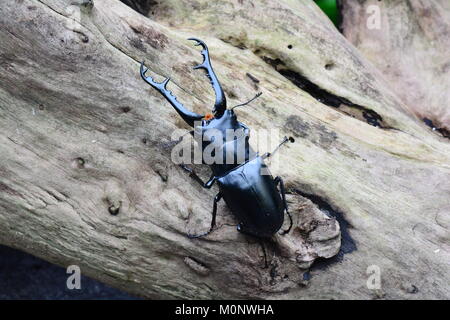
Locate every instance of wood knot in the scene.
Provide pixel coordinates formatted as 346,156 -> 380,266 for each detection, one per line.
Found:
81,0 -> 94,11
72,157 -> 85,169
107,198 -> 122,216
184,257 -> 210,276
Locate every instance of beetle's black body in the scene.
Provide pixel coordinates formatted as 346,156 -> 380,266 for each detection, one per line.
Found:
140,38 -> 292,241
217,156 -> 285,238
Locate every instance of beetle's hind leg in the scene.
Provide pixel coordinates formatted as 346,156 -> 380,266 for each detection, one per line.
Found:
274,176 -> 293,235
259,240 -> 268,269
187,192 -> 222,239
237,223 -> 269,268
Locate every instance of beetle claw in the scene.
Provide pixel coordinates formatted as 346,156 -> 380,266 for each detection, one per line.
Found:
140,60 -> 204,126
193,63 -> 207,70
140,61 -> 171,88
188,37 -> 205,47
188,37 -> 227,114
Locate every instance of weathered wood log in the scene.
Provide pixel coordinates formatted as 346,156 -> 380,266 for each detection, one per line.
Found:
341,0 -> 450,135
0,0 -> 448,299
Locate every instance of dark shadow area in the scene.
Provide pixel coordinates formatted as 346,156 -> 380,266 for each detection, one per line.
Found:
291,190 -> 357,272
423,118 -> 450,139
120,0 -> 157,16
0,245 -> 140,300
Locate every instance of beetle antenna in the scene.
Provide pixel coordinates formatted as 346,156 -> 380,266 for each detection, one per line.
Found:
262,136 -> 295,159
231,92 -> 262,110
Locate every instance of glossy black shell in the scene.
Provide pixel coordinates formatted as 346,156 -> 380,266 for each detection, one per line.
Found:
217,156 -> 284,237
195,109 -> 255,177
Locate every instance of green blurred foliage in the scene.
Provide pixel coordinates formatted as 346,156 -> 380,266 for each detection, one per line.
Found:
314,0 -> 340,27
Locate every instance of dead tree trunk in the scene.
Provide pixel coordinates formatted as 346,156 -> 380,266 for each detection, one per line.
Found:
341,0 -> 450,135
0,0 -> 448,299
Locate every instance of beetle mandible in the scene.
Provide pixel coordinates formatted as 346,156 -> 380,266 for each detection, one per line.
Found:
140,38 -> 294,242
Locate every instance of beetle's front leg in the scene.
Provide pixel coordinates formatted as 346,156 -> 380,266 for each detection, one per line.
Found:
179,164 -> 216,188
274,176 -> 293,235
187,192 -> 222,239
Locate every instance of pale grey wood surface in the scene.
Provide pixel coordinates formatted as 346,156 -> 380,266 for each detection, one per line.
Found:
0,0 -> 448,299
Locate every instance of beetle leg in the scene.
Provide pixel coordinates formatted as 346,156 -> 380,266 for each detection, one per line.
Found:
274,176 -> 293,235
187,193 -> 222,239
179,164 -> 216,188
188,38 -> 227,116
259,240 -> 268,269
237,224 -> 268,268
164,130 -> 194,149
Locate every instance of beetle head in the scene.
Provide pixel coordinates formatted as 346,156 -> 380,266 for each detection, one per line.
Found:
212,100 -> 227,119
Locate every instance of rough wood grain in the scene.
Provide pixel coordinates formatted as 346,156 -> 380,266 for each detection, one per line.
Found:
341,0 -> 450,134
0,0 -> 448,299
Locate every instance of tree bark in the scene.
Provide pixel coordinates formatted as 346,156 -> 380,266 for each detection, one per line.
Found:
341,0 -> 450,135
0,0 -> 448,299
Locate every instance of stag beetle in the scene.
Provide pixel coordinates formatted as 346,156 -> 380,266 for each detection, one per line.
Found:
140,38 -> 293,244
